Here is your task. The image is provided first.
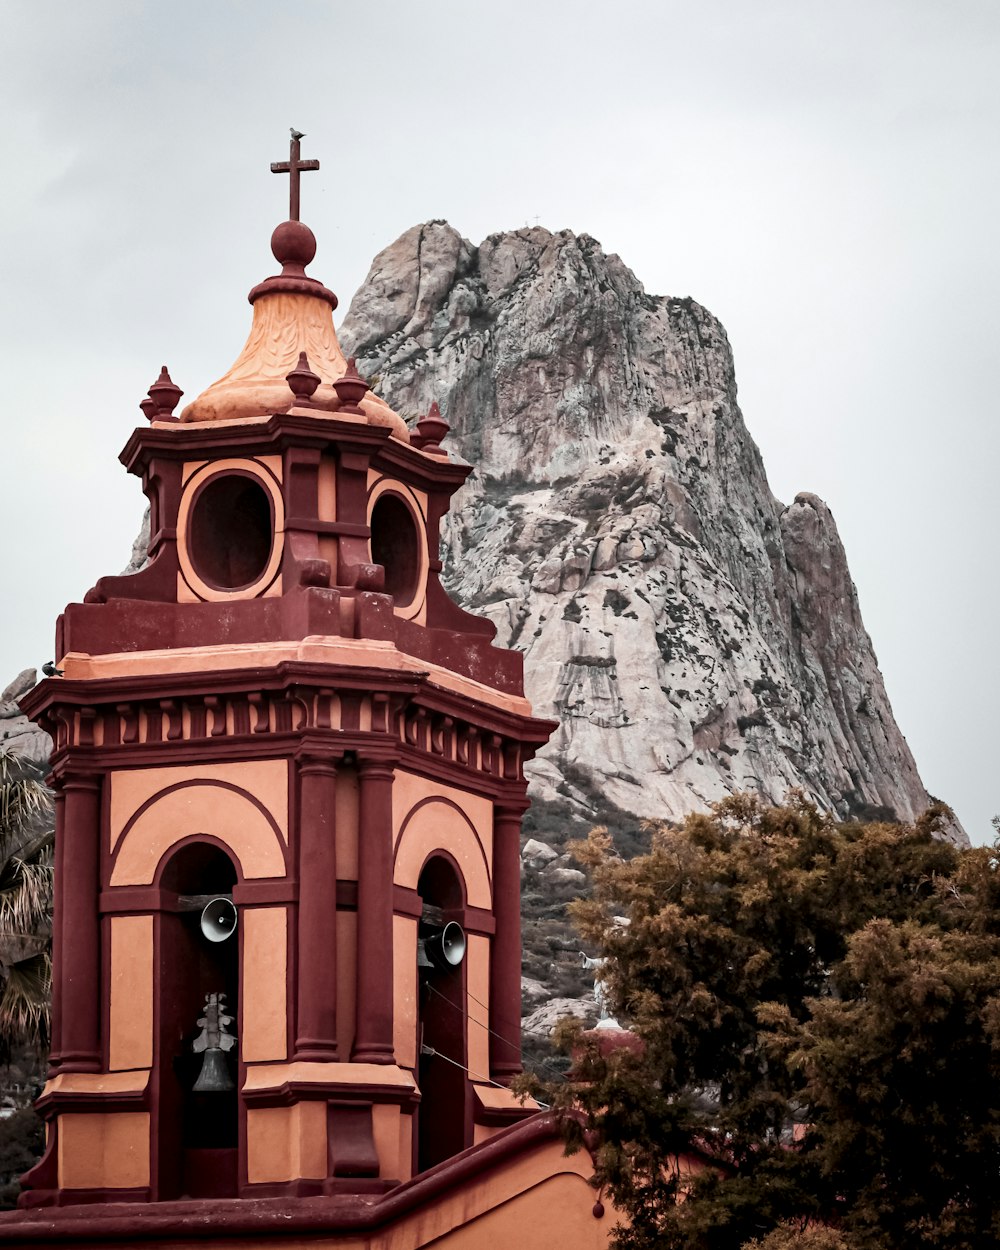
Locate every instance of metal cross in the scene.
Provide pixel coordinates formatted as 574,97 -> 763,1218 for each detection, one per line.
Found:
270,131 -> 319,223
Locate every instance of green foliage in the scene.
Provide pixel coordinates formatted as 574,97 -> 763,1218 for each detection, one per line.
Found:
530,793 -> 1000,1250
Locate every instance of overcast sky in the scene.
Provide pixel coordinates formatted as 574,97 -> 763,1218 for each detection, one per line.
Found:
2,0 -> 997,842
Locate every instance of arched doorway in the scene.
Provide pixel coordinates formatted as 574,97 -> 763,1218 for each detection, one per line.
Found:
156,842 -> 239,1199
416,855 -> 469,1171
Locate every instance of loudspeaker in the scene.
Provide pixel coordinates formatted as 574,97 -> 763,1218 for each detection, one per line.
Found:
200,897 -> 238,943
421,920 -> 467,972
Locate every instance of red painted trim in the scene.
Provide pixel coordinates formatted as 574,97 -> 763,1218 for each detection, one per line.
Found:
242,1081 -> 419,1109
474,1101 -> 537,1128
24,668 -> 555,753
20,1186 -> 152,1210
394,795 -> 492,892
115,778 -> 286,864
59,776 -> 102,1072
3,1113 -> 568,1240
294,756 -> 339,1060
232,879 -> 296,905
392,884 -> 422,918
462,905 -> 496,937
35,1085 -> 149,1116
47,789 -> 66,1070
182,465 -> 281,599
351,758 -> 396,1064
99,887 -> 172,913
490,806 -> 525,1082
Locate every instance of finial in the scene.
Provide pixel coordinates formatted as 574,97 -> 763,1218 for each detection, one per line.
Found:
142,366 -> 183,422
270,130 -> 319,223
412,401 -> 450,457
332,358 -> 369,413
286,351 -> 321,407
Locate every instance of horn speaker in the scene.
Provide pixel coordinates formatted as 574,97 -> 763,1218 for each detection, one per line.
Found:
200,896 -> 238,943
421,920 -> 467,971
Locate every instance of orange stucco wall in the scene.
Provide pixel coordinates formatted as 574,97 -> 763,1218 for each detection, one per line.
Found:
241,907 -> 288,1062
393,914 -> 419,1070
240,1134 -> 614,1249
335,764 -> 359,880
428,1168 -> 613,1249
108,914 -> 153,1071
336,908 -> 357,1060
109,760 -> 288,886
57,1112 -> 150,1190
392,771 -> 493,908
372,1102 -> 408,1182
465,934 -> 490,1083
246,1102 -> 326,1185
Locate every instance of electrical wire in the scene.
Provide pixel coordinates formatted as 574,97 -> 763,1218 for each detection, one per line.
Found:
424,981 -> 569,1085
419,1042 -> 550,1110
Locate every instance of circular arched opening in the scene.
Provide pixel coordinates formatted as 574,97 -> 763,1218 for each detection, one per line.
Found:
189,473 -> 273,590
369,493 -> 420,607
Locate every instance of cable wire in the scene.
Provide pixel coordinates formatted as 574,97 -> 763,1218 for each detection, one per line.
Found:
419,1042 -> 550,1110
424,981 -> 569,1085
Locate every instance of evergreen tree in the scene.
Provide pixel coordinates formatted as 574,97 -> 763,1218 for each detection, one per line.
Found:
530,794 -> 1000,1250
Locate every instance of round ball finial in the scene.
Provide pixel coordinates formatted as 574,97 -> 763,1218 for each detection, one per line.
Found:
271,220 -> 317,274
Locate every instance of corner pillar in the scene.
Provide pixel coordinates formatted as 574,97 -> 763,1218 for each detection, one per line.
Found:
58,775 -> 102,1072
295,755 -> 339,1060
351,757 -> 395,1064
490,805 -> 525,1081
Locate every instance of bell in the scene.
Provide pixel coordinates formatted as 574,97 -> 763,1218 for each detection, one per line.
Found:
192,1047 -> 234,1092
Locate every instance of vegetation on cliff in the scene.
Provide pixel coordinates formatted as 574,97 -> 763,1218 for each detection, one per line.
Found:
529,795 -> 1000,1250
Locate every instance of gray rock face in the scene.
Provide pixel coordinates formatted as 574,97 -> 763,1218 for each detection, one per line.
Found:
342,222 -> 959,838
0,669 -> 51,768
522,996 -> 596,1040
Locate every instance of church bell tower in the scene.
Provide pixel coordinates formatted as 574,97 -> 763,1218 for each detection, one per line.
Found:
19,137 -> 553,1205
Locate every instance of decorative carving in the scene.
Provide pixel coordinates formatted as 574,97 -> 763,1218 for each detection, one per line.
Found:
332,358 -> 369,413
285,350 -> 321,407
411,401 -> 450,458
40,685 -> 526,784
142,366 -> 183,422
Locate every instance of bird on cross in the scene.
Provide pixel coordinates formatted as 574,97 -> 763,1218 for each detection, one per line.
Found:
270,130 -> 319,222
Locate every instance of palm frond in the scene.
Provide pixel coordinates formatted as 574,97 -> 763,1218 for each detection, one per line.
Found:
0,858 -> 53,938
0,953 -> 51,1057
0,748 -> 53,856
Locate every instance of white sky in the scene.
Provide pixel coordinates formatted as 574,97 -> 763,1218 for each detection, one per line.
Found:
2,0 -> 997,842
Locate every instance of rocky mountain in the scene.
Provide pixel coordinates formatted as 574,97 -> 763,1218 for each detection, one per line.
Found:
0,671 -> 49,768
341,222 -> 961,841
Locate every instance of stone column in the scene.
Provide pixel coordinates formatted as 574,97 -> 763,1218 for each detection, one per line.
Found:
295,755 -> 339,1060
58,775 -> 102,1072
490,805 -> 525,1081
47,786 -> 67,1071
351,757 -> 395,1064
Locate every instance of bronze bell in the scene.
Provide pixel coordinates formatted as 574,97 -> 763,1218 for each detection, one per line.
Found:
193,1047 -> 234,1092
191,991 -> 237,1092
